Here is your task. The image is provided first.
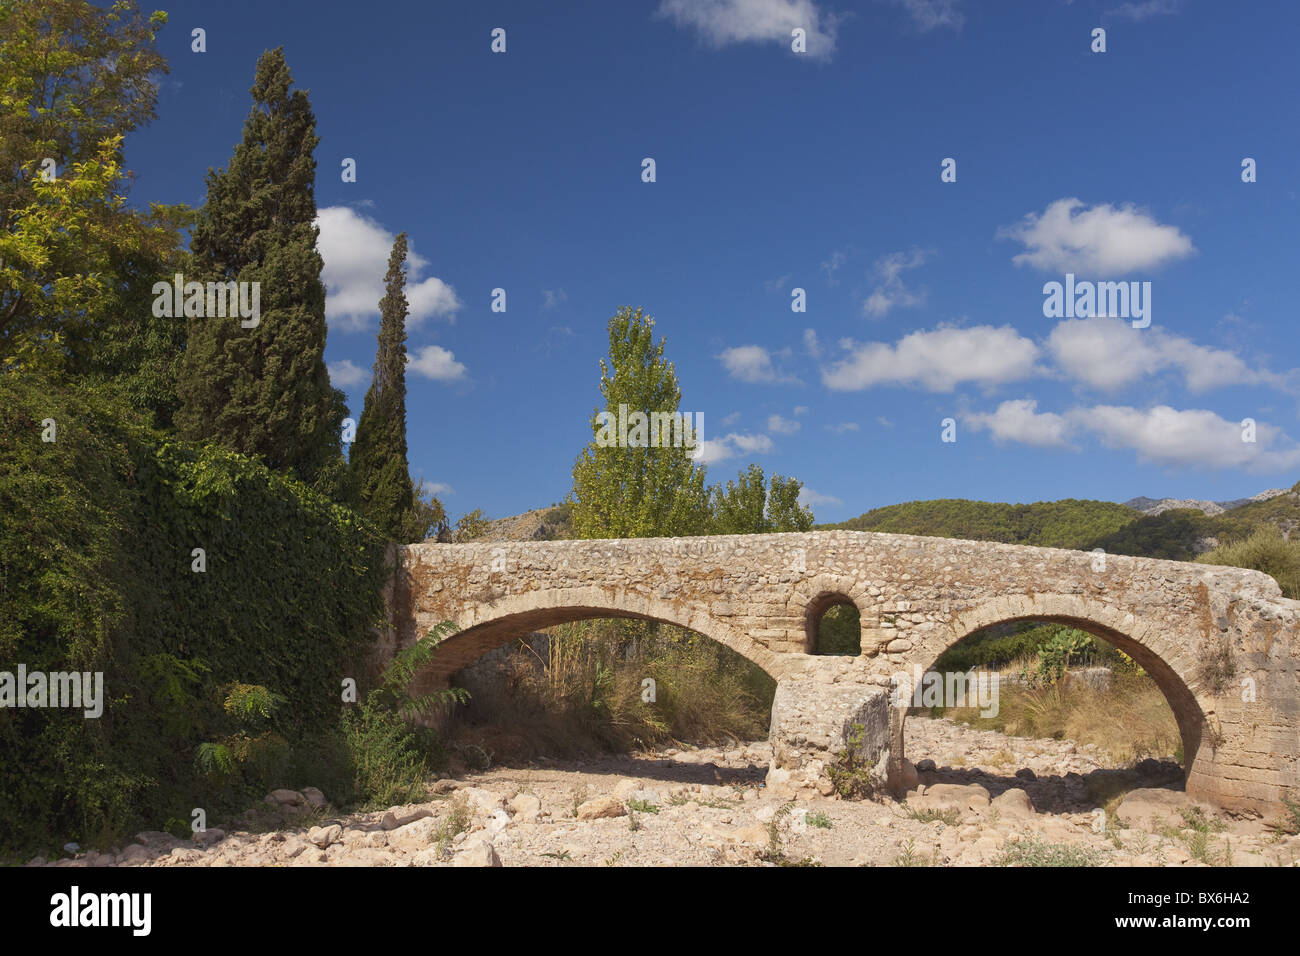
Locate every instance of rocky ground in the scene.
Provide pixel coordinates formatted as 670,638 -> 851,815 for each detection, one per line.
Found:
31,716 -> 1300,868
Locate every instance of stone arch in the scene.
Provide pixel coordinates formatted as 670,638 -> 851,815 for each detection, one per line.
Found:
790,574 -> 872,655
409,585 -> 789,692
892,592 -> 1208,794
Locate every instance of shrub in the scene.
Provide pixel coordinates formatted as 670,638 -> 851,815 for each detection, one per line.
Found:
1197,526 -> 1300,599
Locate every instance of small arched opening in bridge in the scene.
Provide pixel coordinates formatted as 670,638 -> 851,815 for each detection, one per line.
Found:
409,594 -> 779,767
805,592 -> 861,655
899,612 -> 1200,817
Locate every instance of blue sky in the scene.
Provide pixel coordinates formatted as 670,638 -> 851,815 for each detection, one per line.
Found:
124,0 -> 1300,524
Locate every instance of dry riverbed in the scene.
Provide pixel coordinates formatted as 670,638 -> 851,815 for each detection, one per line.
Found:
31,717 -> 1300,868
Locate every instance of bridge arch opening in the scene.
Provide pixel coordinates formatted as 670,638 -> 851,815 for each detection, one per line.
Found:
899,612 -> 1200,811
409,597 -> 779,763
805,592 -> 861,656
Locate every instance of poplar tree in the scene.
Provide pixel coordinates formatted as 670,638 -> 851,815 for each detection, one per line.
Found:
176,47 -> 345,488
710,464 -> 814,534
570,307 -> 710,539
351,233 -> 415,538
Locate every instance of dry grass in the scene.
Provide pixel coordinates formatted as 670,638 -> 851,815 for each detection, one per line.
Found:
448,620 -> 775,761
939,664 -> 1181,767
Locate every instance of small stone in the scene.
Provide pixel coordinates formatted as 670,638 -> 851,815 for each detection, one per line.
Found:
576,796 -> 626,821
300,786 -> 328,808
307,824 -> 342,848
452,840 -> 501,867
194,828 -> 225,846
508,793 -> 541,822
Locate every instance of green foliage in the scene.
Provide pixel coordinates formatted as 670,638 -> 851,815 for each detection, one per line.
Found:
934,622 -> 1116,674
0,371 -> 386,857
369,621 -> 470,721
816,602 -> 860,655
1196,525 -> 1300,599
826,723 -> 879,799
1034,628 -> 1096,683
401,477 -> 449,543
825,498 -> 1140,548
995,838 -> 1105,867
904,806 -> 961,826
453,508 -> 489,542
709,463 -> 814,534
0,1 -> 180,379
569,307 -> 710,539
351,232 -> 416,538
176,47 -> 345,492
340,622 -> 467,808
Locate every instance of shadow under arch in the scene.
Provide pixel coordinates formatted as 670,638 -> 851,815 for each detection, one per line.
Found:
408,586 -> 786,694
896,604 -> 1205,788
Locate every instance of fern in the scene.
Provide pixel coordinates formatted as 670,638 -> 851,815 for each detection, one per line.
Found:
374,621 -> 471,717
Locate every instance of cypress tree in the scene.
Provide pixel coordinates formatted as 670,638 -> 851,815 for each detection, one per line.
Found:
176,47 -> 345,488
351,233 -> 414,538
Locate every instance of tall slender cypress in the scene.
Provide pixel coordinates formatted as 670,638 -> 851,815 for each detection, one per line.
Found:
351,233 -> 414,537
176,47 -> 345,488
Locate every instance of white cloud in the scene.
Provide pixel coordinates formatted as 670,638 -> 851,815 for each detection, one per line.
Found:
885,0 -> 964,31
863,248 -> 929,318
1106,0 -> 1181,20
962,399 -> 1300,473
1047,317 -> 1282,393
316,206 -> 462,331
721,411 -> 742,426
822,324 -> 1040,392
692,432 -> 775,464
826,422 -> 860,433
541,288 -> 567,310
1070,405 -> 1300,472
998,198 -> 1195,275
767,414 -> 801,434
719,345 -> 802,384
328,359 -> 368,388
425,482 -> 453,496
793,405 -> 809,415
820,250 -> 847,284
962,399 -> 1073,448
408,345 -> 467,382
803,328 -> 821,358
798,487 -> 842,507
657,0 -> 839,58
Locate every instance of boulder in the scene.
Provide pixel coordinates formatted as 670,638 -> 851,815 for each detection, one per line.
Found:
300,786 -> 328,808
990,787 -> 1035,818
265,789 -> 306,807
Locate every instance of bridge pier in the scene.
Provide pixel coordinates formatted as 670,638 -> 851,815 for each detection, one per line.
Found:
766,676 -> 892,795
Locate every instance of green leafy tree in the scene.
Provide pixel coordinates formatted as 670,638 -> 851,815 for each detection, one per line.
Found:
569,307 -> 709,539
176,47 -> 345,490
401,477 -> 450,543
351,233 -> 415,537
710,463 -> 814,534
0,2 -> 186,382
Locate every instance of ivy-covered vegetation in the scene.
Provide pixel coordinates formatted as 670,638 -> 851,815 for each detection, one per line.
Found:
0,372 -> 394,857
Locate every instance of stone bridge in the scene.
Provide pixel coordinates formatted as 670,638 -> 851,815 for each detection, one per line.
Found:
381,531 -> 1300,819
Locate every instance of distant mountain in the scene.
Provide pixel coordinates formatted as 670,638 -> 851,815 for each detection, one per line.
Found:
822,483 -> 1300,561
1123,489 -> 1288,517
471,485 -> 1300,563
